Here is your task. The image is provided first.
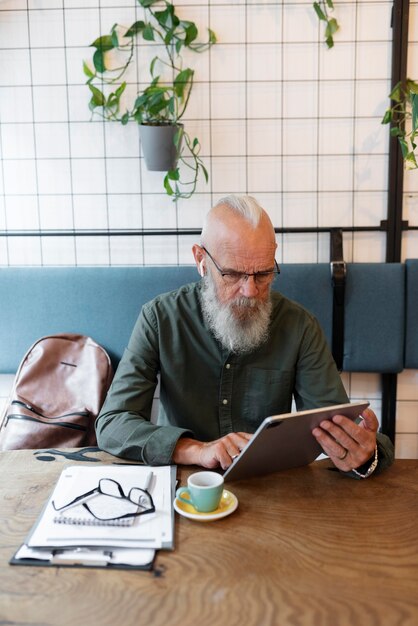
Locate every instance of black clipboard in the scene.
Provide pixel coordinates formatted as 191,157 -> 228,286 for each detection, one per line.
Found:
9,545 -> 155,571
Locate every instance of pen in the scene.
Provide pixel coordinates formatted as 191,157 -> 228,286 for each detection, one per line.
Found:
144,472 -> 154,492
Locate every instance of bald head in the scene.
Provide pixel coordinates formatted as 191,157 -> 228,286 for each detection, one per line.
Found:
201,195 -> 276,253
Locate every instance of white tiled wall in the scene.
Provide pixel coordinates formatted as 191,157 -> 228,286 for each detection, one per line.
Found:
0,0 -> 417,457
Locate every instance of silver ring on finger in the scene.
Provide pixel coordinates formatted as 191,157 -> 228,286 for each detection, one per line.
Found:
338,448 -> 348,461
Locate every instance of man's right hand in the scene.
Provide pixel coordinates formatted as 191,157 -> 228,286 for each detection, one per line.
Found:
173,433 -> 252,470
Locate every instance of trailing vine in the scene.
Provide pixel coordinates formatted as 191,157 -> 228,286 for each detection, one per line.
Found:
83,0 -> 216,200
382,79 -> 418,169
313,1 -> 339,48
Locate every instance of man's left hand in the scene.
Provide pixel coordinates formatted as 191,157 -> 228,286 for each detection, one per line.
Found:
312,408 -> 378,472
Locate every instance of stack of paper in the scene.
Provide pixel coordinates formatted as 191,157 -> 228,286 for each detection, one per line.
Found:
11,463 -> 176,571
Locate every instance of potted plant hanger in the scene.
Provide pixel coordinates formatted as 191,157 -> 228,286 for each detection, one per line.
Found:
382,78 -> 418,169
84,0 -> 216,200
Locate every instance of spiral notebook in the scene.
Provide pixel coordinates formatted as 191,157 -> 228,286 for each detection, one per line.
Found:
52,490 -> 141,527
25,464 -> 175,550
53,506 -> 136,527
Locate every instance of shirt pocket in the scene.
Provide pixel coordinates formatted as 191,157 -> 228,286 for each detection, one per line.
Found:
241,368 -> 294,428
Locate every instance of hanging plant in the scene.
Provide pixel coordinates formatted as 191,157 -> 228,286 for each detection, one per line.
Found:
382,79 -> 418,169
83,0 -> 216,200
313,1 -> 339,48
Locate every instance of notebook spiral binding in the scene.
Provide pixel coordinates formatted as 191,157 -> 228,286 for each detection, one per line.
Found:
53,515 -> 134,527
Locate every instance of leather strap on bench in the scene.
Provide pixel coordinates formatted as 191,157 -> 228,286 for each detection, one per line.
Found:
330,229 -> 346,371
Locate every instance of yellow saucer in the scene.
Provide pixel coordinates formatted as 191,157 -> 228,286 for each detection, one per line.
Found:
173,489 -> 238,522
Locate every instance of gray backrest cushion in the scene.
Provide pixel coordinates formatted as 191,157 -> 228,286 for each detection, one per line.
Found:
405,259 -> 418,368
343,263 -> 405,373
0,263 -> 405,374
0,267 -> 198,372
0,265 -> 331,373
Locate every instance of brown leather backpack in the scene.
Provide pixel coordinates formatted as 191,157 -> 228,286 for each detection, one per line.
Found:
0,333 -> 114,450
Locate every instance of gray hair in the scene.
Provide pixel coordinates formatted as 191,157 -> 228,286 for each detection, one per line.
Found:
213,195 -> 264,228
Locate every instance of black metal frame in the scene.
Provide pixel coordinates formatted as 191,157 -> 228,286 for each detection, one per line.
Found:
381,0 -> 410,444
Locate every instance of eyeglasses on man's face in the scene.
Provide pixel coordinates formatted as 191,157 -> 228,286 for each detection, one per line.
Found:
201,246 -> 280,286
52,477 -> 155,522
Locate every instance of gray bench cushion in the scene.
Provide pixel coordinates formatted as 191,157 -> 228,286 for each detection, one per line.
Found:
1,267 -> 199,372
0,263 -> 405,374
0,265 -> 333,373
405,259 -> 418,368
343,263 -> 405,373
274,263 -> 333,346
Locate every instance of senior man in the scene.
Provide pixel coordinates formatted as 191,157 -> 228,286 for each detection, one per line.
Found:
96,195 -> 394,478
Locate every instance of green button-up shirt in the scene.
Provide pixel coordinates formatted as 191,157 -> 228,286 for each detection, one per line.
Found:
96,281 -> 393,472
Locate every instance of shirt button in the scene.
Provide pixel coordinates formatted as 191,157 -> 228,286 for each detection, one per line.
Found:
222,399 -> 228,405
225,363 -> 231,369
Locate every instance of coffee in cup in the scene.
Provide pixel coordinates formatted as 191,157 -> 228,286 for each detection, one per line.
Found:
176,471 -> 224,512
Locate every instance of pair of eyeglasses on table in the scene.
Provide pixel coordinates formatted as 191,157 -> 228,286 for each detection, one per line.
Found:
52,477 -> 155,522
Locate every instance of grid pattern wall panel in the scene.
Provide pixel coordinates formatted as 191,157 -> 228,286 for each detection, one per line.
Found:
0,0 -> 395,266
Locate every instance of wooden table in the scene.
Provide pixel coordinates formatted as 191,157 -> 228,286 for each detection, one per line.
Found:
1,450 -> 417,626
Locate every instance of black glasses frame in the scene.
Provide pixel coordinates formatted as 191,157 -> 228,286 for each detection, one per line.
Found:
52,477 -> 156,521
201,246 -> 280,284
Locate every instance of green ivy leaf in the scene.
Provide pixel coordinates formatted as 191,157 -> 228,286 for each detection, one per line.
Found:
389,82 -> 402,103
381,109 -> 392,125
182,21 -> 198,46
82,61 -> 94,79
150,56 -> 159,77
313,2 -> 326,21
325,17 -> 339,37
411,93 -> 418,132
155,6 -> 178,29
163,174 -> 175,195
111,28 -> 119,49
167,168 -> 180,181
121,112 -> 130,125
93,49 -> 106,73
174,69 -> 193,98
405,152 -> 417,168
142,24 -> 155,41
124,21 -> 145,38
164,28 -> 175,46
325,35 -> 334,49
139,0 -> 159,7
407,79 -> 418,94
201,163 -> 209,183
399,138 -> 409,158
88,84 -> 105,108
91,34 -> 114,51
208,29 -> 217,45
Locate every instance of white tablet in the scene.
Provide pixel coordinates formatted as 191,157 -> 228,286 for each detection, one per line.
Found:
223,401 -> 370,482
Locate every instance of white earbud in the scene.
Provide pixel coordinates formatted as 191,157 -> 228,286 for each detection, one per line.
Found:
199,261 -> 205,277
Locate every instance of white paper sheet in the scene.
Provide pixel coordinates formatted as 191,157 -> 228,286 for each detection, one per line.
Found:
27,464 -> 174,550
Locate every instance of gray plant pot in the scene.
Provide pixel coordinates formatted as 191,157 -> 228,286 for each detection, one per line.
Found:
139,123 -> 184,172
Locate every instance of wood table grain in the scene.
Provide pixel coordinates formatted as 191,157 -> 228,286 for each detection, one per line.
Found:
0,449 -> 417,626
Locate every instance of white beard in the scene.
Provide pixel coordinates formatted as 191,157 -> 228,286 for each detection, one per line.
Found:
200,274 -> 273,354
